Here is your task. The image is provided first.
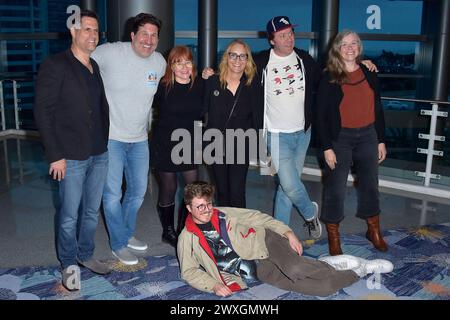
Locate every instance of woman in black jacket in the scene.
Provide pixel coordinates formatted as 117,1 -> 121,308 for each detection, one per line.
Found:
203,39 -> 258,208
316,30 -> 388,256
151,46 -> 205,246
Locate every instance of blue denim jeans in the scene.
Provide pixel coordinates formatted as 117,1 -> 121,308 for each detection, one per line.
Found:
57,152 -> 108,269
102,140 -> 149,251
267,129 -> 315,225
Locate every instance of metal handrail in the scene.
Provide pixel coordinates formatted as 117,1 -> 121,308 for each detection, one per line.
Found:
382,96 -> 450,105
0,81 -> 5,131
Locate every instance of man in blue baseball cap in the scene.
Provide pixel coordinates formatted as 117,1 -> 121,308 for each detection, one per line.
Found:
252,15 -> 323,240
252,16 -> 376,241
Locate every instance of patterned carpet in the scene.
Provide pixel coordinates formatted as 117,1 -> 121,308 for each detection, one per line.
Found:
1,222 -> 450,300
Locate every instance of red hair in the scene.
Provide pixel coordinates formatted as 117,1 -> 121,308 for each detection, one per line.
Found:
161,46 -> 197,92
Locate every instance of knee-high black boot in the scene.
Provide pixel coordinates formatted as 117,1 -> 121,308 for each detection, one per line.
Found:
177,204 -> 189,235
157,204 -> 178,247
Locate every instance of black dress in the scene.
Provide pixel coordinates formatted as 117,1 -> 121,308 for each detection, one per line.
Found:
203,74 -> 256,207
151,79 -> 204,172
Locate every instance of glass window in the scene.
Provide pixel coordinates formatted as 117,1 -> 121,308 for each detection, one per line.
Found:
174,0 -> 198,31
47,0 -> 81,33
0,38 -> 75,131
218,0 -> 312,32
339,0 -> 423,34
218,38 -> 311,57
0,0 -> 80,33
175,0 -> 314,63
347,40 -> 421,99
363,41 -> 419,74
448,81 -> 450,102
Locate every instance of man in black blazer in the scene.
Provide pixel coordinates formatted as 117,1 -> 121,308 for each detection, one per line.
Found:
34,10 -> 110,291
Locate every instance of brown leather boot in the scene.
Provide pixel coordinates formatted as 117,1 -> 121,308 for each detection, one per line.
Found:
325,223 -> 343,256
366,215 -> 388,252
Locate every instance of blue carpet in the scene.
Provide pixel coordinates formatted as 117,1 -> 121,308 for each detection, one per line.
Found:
1,223 -> 450,300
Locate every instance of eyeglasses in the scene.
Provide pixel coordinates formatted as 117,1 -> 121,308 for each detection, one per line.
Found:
195,202 -> 213,212
228,52 -> 248,61
276,30 -> 294,40
340,41 -> 359,50
173,60 -> 193,68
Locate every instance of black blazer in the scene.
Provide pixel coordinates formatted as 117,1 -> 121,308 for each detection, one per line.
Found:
316,64 -> 386,152
34,49 -> 110,163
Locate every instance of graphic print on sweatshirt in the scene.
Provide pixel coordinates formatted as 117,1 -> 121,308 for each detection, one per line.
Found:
268,57 -> 304,98
147,71 -> 159,87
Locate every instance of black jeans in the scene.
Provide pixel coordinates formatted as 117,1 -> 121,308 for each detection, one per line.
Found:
320,124 -> 380,223
211,163 -> 248,208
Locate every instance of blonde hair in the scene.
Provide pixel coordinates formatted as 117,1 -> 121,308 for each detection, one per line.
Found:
161,45 -> 197,92
326,30 -> 363,85
218,39 -> 256,89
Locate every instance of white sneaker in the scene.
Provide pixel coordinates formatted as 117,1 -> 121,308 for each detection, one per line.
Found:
318,254 -> 361,271
127,236 -> 148,251
352,257 -> 394,277
112,248 -> 139,265
361,258 -> 394,274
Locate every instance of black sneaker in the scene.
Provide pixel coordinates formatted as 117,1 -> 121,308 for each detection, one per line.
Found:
303,202 -> 322,239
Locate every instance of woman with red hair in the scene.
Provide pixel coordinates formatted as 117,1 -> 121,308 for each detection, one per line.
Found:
151,46 -> 205,247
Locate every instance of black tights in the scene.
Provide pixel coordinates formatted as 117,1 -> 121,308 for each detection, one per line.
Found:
157,169 -> 198,206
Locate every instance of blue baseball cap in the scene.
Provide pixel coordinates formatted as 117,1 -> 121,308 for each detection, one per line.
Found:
266,16 -> 297,34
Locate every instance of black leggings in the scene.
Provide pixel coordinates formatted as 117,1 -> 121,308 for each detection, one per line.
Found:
157,169 -> 198,206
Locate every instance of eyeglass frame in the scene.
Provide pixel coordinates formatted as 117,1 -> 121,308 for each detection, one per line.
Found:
228,52 -> 248,61
173,60 -> 193,68
195,202 -> 214,212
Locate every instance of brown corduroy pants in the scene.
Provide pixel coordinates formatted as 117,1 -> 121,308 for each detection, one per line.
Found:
256,229 -> 359,297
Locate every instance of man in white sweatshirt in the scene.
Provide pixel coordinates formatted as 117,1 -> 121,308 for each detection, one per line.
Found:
92,13 -> 166,265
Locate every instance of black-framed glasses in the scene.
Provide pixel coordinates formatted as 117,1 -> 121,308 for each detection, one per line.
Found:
195,202 -> 213,212
228,52 -> 248,61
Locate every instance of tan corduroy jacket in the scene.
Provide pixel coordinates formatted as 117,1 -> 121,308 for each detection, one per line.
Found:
177,207 -> 292,293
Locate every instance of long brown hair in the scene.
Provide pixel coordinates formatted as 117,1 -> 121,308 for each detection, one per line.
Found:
326,30 -> 363,85
161,45 -> 197,92
218,39 -> 256,89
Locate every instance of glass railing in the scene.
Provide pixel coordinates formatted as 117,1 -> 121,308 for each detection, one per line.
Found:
0,75 -> 449,194
0,73 -> 37,132
380,97 -> 449,188
304,97 -> 450,193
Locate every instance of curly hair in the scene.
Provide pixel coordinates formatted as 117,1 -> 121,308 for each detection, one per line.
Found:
131,13 -> 162,35
184,182 -> 215,205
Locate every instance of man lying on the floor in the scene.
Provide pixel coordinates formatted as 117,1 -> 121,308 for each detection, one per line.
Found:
177,181 -> 393,297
